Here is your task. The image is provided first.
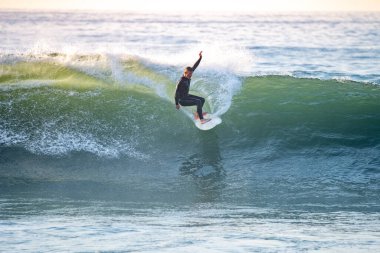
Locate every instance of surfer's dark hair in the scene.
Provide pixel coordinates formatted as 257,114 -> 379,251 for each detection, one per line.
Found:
185,66 -> 193,72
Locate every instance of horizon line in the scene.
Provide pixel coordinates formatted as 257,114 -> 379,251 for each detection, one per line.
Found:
1,7 -> 380,14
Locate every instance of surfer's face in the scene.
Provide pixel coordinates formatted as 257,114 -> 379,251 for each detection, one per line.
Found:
184,70 -> 193,78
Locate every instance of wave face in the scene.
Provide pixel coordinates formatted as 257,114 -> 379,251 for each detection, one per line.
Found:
226,75 -> 380,151
0,54 -> 380,211
1,54 -> 379,157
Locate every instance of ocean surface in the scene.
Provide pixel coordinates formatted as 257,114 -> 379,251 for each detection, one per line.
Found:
1,10 -> 380,252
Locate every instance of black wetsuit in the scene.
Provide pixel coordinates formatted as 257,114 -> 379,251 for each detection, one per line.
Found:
174,56 -> 205,119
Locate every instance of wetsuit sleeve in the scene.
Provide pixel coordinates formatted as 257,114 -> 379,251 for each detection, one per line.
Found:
192,56 -> 202,72
174,82 -> 181,105
175,89 -> 179,105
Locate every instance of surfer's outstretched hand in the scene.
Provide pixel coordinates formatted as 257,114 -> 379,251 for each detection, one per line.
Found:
176,104 -> 180,110
199,51 -> 203,58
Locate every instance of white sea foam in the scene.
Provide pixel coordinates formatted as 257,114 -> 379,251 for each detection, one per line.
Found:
0,205 -> 379,252
25,129 -> 148,159
0,121 -> 148,159
0,126 -> 27,145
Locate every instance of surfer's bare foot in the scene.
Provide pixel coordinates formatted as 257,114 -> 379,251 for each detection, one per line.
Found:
194,112 -> 208,120
200,118 -> 211,124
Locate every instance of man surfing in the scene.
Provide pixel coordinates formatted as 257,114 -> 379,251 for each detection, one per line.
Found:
175,51 -> 211,124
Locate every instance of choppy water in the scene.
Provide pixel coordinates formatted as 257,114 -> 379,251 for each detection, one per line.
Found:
0,10 -> 380,252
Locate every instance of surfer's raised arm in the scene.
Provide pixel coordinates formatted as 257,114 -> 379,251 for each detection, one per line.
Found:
192,51 -> 202,72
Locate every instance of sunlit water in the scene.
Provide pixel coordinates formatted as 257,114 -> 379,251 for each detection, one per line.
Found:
0,10 -> 380,252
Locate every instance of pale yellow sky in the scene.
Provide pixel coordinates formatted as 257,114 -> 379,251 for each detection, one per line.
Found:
1,0 -> 380,12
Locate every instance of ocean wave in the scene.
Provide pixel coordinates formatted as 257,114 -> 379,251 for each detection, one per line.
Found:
1,53 -> 380,158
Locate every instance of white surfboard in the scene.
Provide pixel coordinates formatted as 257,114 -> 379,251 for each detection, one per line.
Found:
194,113 -> 222,130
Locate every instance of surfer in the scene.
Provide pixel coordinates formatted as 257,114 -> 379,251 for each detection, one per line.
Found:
175,51 -> 211,124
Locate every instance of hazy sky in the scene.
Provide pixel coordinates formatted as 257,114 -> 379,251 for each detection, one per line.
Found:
1,0 -> 380,12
